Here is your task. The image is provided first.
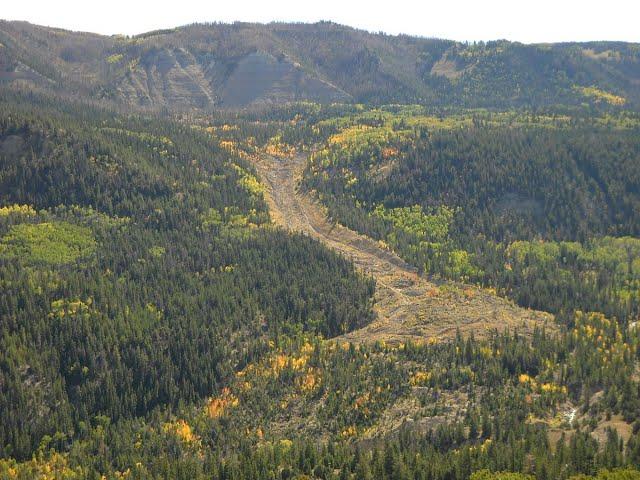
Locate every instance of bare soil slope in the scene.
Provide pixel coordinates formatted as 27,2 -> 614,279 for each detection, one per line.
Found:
253,154 -> 554,343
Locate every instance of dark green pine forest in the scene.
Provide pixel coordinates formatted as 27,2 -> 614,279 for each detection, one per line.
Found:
0,20 -> 640,480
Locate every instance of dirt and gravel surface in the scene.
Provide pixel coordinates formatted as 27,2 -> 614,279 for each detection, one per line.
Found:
253,153 -> 554,343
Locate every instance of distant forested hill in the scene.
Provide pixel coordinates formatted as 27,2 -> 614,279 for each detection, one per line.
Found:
0,20 -> 639,109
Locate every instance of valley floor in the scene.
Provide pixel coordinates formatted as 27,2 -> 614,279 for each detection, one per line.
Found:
252,153 -> 553,343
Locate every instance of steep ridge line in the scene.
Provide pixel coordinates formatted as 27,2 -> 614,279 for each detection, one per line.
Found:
253,153 -> 554,343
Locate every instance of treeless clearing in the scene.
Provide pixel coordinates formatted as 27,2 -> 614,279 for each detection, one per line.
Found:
253,153 -> 554,343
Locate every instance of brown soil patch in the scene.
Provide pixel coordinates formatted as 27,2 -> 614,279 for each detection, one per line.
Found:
252,153 -> 554,344
581,48 -> 621,61
430,54 -> 469,80
592,415 -> 633,445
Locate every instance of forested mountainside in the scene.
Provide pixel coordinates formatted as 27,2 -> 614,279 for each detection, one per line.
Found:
301,105 -> 640,323
0,92 -> 376,466
1,92 -> 640,479
1,17 -> 640,480
1,20 -> 640,109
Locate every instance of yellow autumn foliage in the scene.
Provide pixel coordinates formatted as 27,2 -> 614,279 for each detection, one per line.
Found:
519,374 -> 535,386
264,140 -> 296,158
219,140 -> 236,152
540,383 -> 567,394
163,419 -> 199,444
298,368 -> 321,393
300,341 -> 314,355
0,204 -> 37,217
49,298 -> 93,319
206,387 -> 239,418
575,85 -> 626,106
410,371 -> 432,386
328,125 -> 375,146
340,425 -> 357,438
272,354 -> 289,373
106,53 -> 124,64
233,165 -> 264,196
0,451 -> 83,479
279,439 -> 293,451
353,392 -> 371,413
381,146 -> 399,158
479,346 -> 493,358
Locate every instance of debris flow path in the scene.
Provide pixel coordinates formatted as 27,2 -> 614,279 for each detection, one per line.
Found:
253,154 -> 553,343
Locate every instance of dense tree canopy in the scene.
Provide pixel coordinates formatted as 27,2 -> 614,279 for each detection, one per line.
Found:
0,93 -> 639,479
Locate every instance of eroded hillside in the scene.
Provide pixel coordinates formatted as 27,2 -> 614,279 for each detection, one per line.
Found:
1,20 -> 640,109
